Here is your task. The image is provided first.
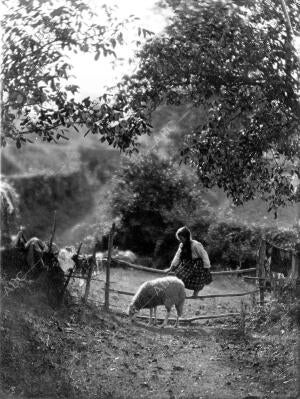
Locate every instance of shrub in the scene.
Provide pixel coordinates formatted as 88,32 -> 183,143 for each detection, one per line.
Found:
206,221 -> 261,269
109,151 -> 213,265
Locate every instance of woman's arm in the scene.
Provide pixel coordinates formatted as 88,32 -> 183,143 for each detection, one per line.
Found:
170,244 -> 182,269
163,244 -> 182,273
192,241 -> 211,268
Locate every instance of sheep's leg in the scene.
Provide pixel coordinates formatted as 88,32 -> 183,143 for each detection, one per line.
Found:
161,308 -> 171,328
148,308 -> 153,325
174,314 -> 179,328
174,303 -> 183,328
154,307 -> 157,326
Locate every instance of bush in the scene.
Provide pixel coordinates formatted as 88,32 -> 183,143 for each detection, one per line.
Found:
109,151 -> 213,266
206,221 -> 261,269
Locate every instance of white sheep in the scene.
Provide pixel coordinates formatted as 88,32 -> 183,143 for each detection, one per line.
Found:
128,276 -> 185,328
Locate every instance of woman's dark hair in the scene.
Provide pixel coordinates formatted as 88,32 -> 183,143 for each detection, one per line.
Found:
176,226 -> 192,261
176,226 -> 191,241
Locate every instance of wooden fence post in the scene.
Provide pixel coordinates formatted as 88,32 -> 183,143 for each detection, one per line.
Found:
83,242 -> 97,304
240,299 -> 246,336
257,238 -> 266,306
295,243 -> 300,298
294,244 -> 300,398
104,223 -> 115,311
251,292 -> 256,308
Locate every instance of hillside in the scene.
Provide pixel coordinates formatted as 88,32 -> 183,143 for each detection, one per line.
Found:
1,104 -> 298,251
1,136 -> 122,245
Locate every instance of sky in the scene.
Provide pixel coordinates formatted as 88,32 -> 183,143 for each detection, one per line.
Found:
71,0 -> 170,99
70,0 -> 300,101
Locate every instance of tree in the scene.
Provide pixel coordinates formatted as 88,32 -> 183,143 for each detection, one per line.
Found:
114,0 -> 300,212
109,151 -> 212,256
1,0 -> 152,151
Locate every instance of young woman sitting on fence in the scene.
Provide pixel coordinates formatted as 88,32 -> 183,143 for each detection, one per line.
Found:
164,226 -> 212,297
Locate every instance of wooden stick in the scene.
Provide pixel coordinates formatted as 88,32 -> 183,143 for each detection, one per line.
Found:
83,241 -> 97,303
104,223 -> 115,311
108,287 -> 259,299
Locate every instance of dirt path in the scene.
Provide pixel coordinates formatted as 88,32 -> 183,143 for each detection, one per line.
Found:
1,273 -> 297,399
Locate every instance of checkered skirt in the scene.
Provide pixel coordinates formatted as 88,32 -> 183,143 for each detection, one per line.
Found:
171,258 -> 212,291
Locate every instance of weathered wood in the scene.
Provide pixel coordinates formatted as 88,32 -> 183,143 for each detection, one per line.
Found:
105,258 -> 256,276
185,289 -> 259,299
212,268 -> 256,275
83,242 -> 97,303
257,239 -> 266,306
240,300 -> 246,336
251,292 -> 256,308
108,287 -> 259,299
135,313 -> 240,323
107,259 -> 165,274
290,253 -> 299,280
104,223 -> 115,311
295,244 -> 300,299
243,276 -> 265,281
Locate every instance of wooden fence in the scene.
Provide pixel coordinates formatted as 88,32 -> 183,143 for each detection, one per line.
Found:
254,238 -> 300,305
65,227 -> 300,327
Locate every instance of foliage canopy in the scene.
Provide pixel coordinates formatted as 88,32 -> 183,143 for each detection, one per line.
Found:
1,0 -> 152,151
2,0 -> 300,211
116,0 -> 300,211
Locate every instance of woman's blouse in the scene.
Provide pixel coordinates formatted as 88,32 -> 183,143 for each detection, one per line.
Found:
171,239 -> 211,269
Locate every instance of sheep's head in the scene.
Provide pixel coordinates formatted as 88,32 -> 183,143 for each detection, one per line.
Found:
128,304 -> 138,321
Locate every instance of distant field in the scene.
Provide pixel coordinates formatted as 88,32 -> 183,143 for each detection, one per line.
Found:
70,266 -> 256,324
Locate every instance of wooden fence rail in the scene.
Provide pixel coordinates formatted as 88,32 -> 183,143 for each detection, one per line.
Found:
102,258 -> 256,276
71,229 -> 300,329
108,287 -> 259,299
